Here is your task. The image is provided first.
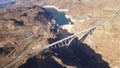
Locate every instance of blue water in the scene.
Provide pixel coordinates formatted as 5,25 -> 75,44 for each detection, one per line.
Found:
44,8 -> 72,26
0,0 -> 16,8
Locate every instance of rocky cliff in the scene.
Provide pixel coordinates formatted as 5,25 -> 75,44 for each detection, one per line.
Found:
0,5 -> 57,68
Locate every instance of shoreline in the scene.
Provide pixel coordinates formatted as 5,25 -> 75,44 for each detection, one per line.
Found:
42,5 -> 76,23
42,6 -> 75,32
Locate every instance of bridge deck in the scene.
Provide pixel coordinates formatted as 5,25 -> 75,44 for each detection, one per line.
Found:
43,26 -> 96,49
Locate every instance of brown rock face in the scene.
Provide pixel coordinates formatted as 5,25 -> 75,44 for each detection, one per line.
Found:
0,5 -> 56,68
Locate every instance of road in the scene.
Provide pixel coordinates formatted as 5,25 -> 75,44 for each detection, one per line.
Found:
2,26 -> 96,68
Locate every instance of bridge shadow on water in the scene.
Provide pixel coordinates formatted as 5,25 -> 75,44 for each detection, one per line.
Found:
19,29 -> 110,68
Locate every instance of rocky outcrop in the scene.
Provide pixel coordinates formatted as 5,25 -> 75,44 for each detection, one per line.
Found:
0,5 -> 56,68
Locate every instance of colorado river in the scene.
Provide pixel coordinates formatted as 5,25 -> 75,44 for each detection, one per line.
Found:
42,6 -> 73,26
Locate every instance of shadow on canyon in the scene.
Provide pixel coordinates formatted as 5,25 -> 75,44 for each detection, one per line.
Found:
19,29 -> 110,68
50,42 -> 110,68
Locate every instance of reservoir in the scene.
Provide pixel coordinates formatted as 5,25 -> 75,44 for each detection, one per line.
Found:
42,6 -> 73,26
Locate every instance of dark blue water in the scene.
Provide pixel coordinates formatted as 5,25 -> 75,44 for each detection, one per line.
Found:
43,8 -> 72,26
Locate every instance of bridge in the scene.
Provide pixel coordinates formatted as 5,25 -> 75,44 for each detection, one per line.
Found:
0,0 -> 15,5
42,26 -> 96,49
2,26 -> 96,68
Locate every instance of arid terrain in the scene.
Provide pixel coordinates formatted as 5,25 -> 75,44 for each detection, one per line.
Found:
0,0 -> 120,68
